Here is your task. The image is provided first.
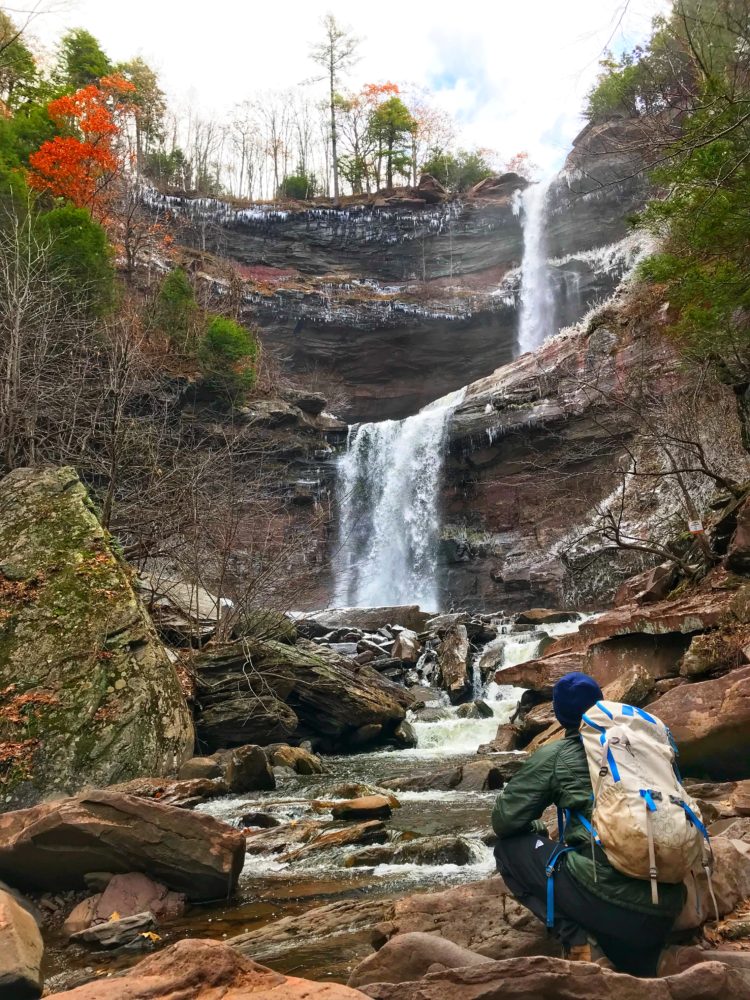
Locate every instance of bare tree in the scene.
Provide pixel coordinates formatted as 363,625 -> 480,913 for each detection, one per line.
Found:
310,13 -> 358,206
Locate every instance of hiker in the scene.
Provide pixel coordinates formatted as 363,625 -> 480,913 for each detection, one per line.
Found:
492,672 -> 688,977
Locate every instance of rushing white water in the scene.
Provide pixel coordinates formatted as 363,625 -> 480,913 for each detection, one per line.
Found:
516,178 -> 555,354
334,388 -> 465,609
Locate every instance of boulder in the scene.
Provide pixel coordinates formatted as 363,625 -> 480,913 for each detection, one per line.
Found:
391,629 -> 421,662
137,570 -> 222,645
679,629 -> 748,678
675,836 -> 750,929
359,954 -> 750,1000
268,745 -> 324,774
233,608 -> 298,644
245,820 -> 326,857
220,744 -> 276,791
477,723 -> 522,754
515,609 -> 578,625
727,496 -> 750,573
437,625 -> 470,703
238,812 -> 281,830
456,700 -> 494,720
0,467 -> 194,809
496,651 -> 582,695
92,873 -> 187,924
177,757 -> 223,781
424,612 -> 470,634
614,563 -> 679,607
107,776 -> 227,810
381,755 -> 524,792
0,791 -> 245,901
331,796 -> 394,821
417,173 -> 449,204
63,896 -> 101,938
0,886 -> 43,999
348,931 -> 492,987
347,836 -> 474,869
647,665 -> 750,779
194,638 -> 411,751
389,721 -> 417,748
48,938 -> 368,998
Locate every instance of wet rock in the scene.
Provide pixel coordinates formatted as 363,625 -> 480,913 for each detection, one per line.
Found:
412,706 -> 452,722
647,665 -> 750,779
63,896 -> 101,938
380,767 -> 463,792
0,467 -> 194,809
347,836 -> 474,869
0,886 -> 43,999
437,625 -> 470,703
614,563 -> 679,607
110,776 -> 229,810
497,651 -> 581,696
391,629 -> 421,662
238,812 -> 281,830
268,745 -> 325,774
382,755 -> 524,792
0,791 -> 245,901
69,911 -> 157,950
390,721 -> 417,748
218,745 -> 277,792
280,821 -> 389,862
245,821 -> 325,856
515,609 -> 578,625
331,642 -> 360,657
194,638 -> 411,751
350,724 -> 384,747
348,931 -> 492,987
456,700 -> 494,719
331,796 -> 394,821
48,938 -> 368,998
359,954 -> 749,1000
477,723 -> 522,754
233,877 -> 554,968
425,612 -> 470,634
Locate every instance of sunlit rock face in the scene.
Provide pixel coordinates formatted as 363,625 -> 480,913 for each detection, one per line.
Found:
149,134 -> 646,423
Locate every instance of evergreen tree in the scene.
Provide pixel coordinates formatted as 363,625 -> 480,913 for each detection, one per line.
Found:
56,29 -> 111,90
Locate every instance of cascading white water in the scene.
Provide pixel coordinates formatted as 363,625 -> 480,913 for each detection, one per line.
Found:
516,178 -> 555,354
334,388 -> 465,609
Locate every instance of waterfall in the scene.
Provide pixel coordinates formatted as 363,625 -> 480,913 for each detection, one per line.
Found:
516,178 -> 555,354
334,388 -> 465,609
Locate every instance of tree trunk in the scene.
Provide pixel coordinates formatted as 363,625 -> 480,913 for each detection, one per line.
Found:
330,54 -> 340,205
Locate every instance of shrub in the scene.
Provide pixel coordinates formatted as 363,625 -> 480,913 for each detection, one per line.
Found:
277,171 -> 317,200
198,315 -> 258,403
152,267 -> 196,347
35,204 -> 114,314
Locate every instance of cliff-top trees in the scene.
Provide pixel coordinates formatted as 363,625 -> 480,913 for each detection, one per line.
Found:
310,13 -> 358,205
368,94 -> 415,189
28,74 -> 135,218
56,28 -> 112,90
587,0 -> 750,385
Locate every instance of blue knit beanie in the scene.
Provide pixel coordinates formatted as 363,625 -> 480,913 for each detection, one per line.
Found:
552,672 -> 603,729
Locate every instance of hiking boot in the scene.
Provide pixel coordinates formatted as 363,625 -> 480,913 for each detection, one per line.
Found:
566,943 -> 593,962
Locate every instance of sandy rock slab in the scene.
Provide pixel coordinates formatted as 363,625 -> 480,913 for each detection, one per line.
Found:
0,791 -> 245,901
360,953 -> 750,1000
47,938 -> 369,998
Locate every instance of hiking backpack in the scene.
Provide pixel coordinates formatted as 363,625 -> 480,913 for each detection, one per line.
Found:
577,699 -> 717,916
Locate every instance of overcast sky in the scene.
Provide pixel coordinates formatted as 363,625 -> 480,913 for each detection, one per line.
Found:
31,0 -> 668,173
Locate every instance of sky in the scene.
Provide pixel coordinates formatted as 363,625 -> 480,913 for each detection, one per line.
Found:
30,0 -> 669,174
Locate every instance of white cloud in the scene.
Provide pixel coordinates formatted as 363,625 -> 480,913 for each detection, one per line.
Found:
32,0 -> 668,173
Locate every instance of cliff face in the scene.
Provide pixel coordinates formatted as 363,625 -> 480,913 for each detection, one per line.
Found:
439,296 -> 750,612
151,129 -> 646,423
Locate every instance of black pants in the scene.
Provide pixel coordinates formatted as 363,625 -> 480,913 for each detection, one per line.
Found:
495,833 -> 674,977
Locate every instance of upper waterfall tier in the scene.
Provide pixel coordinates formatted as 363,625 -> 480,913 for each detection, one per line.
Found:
151,120 -> 650,423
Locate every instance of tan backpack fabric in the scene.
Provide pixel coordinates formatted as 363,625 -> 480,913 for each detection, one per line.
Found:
579,700 -> 717,913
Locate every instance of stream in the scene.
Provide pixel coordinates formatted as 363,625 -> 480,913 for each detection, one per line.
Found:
42,620 -> 582,989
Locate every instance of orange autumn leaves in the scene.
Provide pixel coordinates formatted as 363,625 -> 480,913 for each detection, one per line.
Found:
29,74 -> 135,218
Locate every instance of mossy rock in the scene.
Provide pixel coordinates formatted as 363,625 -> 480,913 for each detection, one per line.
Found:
0,467 -> 194,810
233,609 -> 297,644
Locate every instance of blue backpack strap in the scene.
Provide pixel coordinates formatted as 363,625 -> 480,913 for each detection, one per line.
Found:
574,811 -> 602,846
545,845 -> 576,929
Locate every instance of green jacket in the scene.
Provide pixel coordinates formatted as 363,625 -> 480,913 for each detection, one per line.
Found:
491,731 -> 686,917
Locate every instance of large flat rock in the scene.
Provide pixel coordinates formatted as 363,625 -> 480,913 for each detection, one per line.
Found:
0,791 -> 245,901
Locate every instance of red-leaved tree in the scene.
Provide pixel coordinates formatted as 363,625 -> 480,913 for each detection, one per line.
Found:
29,74 -> 135,219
